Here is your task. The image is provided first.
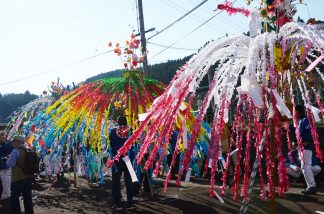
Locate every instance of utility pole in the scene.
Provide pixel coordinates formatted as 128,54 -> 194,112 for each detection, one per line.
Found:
137,0 -> 149,75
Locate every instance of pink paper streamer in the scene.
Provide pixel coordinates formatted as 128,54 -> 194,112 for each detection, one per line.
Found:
305,54 -> 324,72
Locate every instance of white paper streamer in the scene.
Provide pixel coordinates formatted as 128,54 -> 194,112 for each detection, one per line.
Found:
122,156 -> 138,182
138,113 -> 148,122
272,89 -> 292,119
238,75 -> 263,107
184,168 -> 192,182
214,190 -> 225,204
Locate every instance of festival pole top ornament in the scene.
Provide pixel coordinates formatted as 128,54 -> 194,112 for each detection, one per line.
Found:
110,0 -> 324,211
24,34 -> 210,183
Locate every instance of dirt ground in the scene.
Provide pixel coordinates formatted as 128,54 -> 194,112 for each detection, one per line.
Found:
19,173 -> 324,214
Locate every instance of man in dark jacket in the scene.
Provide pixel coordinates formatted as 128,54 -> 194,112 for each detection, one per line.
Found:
7,135 -> 34,214
110,116 -> 133,210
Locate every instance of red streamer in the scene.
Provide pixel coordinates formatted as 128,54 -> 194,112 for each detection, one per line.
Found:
217,1 -> 250,17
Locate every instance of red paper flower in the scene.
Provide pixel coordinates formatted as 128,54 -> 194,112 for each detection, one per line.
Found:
307,18 -> 316,25
216,1 -> 250,17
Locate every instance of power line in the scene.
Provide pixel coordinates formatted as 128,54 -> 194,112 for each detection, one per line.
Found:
158,0 -> 226,33
93,0 -> 118,52
187,0 -> 247,32
147,0 -> 208,41
147,42 -> 198,51
150,0 -> 241,60
150,9 -> 224,60
160,0 -> 243,34
0,50 -> 114,86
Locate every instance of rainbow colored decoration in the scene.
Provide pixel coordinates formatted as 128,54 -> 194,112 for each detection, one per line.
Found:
23,69 -> 210,184
26,70 -> 164,152
23,34 -> 211,183
110,0 -> 324,211
5,81 -> 72,139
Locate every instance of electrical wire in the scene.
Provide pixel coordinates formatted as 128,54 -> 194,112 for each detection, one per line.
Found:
147,41 -> 198,51
187,0 -> 247,32
158,0 -> 228,33
93,0 -> 118,52
147,0 -> 208,41
150,11 -> 222,60
164,0 -> 244,34
150,0 -> 241,60
0,50 -> 114,86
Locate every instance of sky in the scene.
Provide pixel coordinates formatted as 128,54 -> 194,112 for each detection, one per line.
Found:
0,0 -> 323,95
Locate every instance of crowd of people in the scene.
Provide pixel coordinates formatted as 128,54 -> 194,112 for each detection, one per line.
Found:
0,104 -> 322,213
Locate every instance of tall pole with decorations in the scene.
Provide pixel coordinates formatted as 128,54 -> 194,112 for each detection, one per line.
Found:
111,1 -> 324,213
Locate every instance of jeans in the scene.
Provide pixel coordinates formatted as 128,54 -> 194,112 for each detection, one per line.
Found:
112,160 -> 133,205
11,178 -> 34,214
301,149 -> 316,188
0,168 -> 11,199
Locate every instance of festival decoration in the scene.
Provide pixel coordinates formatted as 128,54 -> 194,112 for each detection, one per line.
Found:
5,80 -> 73,139
217,1 -> 250,17
110,0 -> 324,212
23,34 -> 210,184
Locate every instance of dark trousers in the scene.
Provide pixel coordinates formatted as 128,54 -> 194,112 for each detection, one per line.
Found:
167,154 -> 180,178
134,171 -> 151,195
112,160 -> 133,205
11,178 -> 34,214
140,173 -> 151,194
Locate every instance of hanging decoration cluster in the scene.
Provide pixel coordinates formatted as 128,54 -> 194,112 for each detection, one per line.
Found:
23,34 -> 210,183
111,0 -> 324,207
5,80 -> 74,139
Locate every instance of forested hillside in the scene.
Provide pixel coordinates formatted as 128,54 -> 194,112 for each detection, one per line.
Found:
85,55 -> 192,84
0,91 -> 38,122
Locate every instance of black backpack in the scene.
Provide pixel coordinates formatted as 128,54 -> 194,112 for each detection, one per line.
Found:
19,148 -> 40,175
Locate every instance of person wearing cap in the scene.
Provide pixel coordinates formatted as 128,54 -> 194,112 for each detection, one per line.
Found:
294,105 -> 318,195
0,131 -> 13,212
110,116 -> 134,211
6,135 -> 34,214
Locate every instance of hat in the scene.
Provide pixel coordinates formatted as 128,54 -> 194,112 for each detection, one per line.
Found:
0,131 -> 5,137
12,135 -> 25,143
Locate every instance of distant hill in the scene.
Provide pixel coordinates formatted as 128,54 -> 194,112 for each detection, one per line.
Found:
85,55 -> 193,85
0,55 -> 194,123
0,91 -> 38,122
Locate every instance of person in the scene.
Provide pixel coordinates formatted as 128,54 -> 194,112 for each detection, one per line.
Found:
134,152 -> 152,198
286,141 -> 322,181
286,142 -> 302,180
6,135 -> 34,214
167,130 -> 179,179
0,131 -> 13,212
295,105 -> 319,195
110,116 -> 134,210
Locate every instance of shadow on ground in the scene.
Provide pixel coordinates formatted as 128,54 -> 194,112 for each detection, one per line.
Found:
32,175 -> 324,214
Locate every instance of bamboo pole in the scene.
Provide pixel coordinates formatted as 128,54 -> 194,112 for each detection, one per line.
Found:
269,119 -> 276,214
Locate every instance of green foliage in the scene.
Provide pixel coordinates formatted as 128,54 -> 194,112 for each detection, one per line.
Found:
86,69 -> 123,83
147,55 -> 192,84
85,55 -> 193,85
0,91 -> 38,122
